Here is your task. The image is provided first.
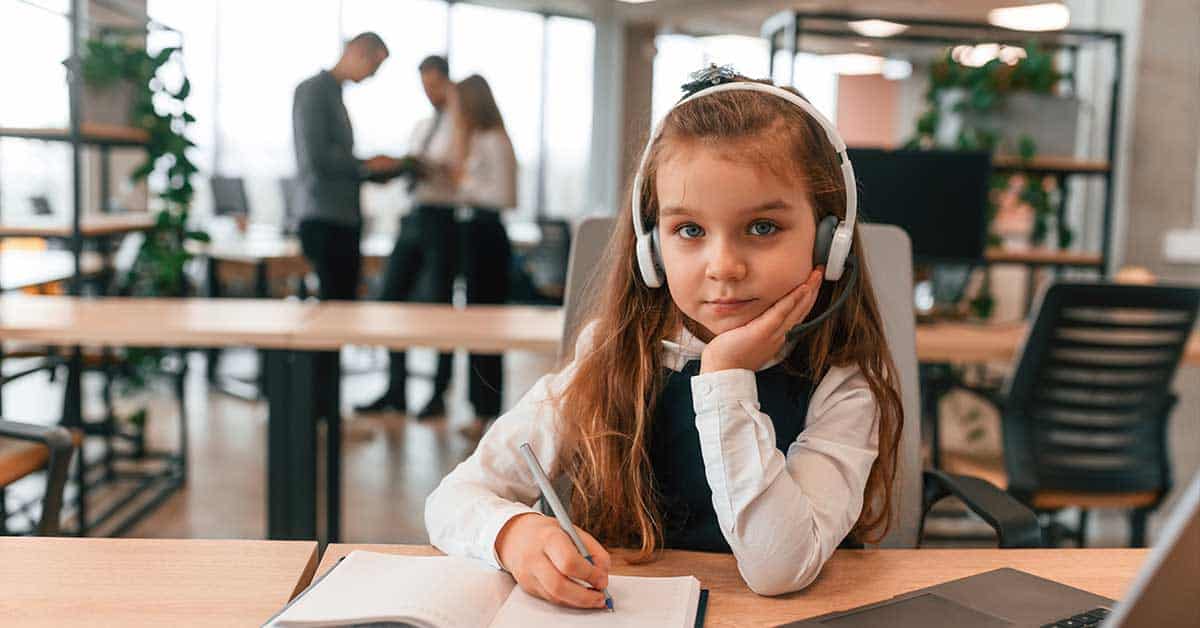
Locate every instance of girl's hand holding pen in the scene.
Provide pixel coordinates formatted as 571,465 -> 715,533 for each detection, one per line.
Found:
700,266 -> 824,374
495,513 -> 612,609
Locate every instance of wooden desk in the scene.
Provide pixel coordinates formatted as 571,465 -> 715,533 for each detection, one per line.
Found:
0,213 -> 156,238
0,537 -> 317,627
316,545 -> 1147,628
916,320 -> 1200,366
291,302 -> 563,353
0,295 -> 314,349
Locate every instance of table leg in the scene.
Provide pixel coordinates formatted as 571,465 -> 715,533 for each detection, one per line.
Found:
205,257 -> 222,384
264,349 -> 317,540
325,350 -> 341,544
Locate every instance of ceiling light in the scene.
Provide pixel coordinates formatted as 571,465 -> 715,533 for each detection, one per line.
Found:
952,43 -> 1027,67
848,19 -> 909,38
615,0 -> 656,4
988,3 -> 1070,32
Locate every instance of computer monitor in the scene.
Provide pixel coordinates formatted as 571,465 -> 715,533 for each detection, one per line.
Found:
846,148 -> 991,264
211,176 -> 250,217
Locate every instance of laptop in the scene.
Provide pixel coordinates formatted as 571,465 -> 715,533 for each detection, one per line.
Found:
783,472 -> 1200,628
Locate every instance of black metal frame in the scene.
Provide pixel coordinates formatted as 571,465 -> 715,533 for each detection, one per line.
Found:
0,419 -> 75,536
762,10 -> 1124,277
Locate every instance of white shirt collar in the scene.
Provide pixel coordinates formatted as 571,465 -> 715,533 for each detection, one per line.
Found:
660,325 -> 797,373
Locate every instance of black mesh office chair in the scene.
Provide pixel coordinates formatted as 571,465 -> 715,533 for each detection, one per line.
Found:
0,419 -> 75,535
997,282 -> 1200,547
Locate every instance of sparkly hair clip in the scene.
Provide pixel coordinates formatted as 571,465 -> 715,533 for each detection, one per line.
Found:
680,64 -> 739,98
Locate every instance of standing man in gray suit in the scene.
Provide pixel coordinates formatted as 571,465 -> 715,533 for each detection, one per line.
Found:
293,32 -> 401,426
293,31 -> 401,301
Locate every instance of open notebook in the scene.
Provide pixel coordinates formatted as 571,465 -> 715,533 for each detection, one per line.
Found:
266,551 -> 707,628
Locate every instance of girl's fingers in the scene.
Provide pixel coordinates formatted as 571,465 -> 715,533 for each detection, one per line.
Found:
533,561 -> 608,609
753,282 -> 807,334
544,533 -> 607,591
577,528 -> 612,575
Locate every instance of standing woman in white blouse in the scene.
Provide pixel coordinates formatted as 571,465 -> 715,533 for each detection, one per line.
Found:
447,74 -> 518,439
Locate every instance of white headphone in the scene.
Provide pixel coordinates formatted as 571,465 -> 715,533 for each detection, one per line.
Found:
630,76 -> 858,289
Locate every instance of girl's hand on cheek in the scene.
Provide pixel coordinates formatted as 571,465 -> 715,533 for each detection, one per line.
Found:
700,267 -> 824,374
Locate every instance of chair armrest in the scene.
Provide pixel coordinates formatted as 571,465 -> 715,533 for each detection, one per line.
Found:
0,419 -> 75,535
922,469 -> 1043,548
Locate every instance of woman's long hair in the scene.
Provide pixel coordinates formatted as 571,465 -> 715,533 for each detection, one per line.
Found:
555,78 -> 904,562
452,74 -> 505,166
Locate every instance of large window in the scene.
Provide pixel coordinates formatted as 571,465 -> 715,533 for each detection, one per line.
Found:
541,16 -> 593,218
448,3 -> 544,220
0,0 -> 71,222
341,0 -> 449,227
140,0 -> 594,229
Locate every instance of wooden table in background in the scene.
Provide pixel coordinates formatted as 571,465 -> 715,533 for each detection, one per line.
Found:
315,544 -> 1147,628
916,320 -> 1200,366
0,537 -> 317,627
272,302 -> 563,543
290,301 -> 563,354
0,295 -> 314,349
0,213 -> 156,238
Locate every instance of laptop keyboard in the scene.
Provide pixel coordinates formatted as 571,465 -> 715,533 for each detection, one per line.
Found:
1041,607 -> 1112,627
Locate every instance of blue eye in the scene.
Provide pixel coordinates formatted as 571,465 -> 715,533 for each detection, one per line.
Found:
676,223 -> 704,239
749,220 -> 778,236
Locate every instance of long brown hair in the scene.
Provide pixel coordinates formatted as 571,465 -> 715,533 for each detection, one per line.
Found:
556,78 -> 904,562
452,74 -> 505,166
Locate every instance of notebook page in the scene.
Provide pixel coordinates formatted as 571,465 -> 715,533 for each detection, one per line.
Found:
269,551 -> 516,628
489,575 -> 701,628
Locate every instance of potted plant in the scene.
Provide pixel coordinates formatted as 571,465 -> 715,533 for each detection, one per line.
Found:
80,35 -> 209,448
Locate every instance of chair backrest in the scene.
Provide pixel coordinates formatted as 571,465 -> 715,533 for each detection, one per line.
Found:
858,225 -> 922,548
526,218 -> 573,303
561,215 -> 615,354
1002,282 -> 1200,502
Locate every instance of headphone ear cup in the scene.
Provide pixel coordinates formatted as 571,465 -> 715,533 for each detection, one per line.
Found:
813,215 -> 839,268
636,227 -> 664,288
651,228 -> 664,277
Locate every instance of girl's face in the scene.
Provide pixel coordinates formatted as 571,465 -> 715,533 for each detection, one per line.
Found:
655,142 -> 818,342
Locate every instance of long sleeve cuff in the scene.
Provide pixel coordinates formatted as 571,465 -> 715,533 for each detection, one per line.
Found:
481,502 -> 540,571
691,368 -> 759,414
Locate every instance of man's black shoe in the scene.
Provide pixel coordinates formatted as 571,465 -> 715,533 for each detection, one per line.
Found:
354,394 -> 406,414
415,397 -> 446,421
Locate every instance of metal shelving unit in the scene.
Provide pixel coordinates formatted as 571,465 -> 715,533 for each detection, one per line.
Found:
0,0 -> 184,538
762,11 -> 1124,276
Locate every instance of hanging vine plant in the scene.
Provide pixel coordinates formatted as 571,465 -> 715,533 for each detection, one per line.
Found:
81,35 -> 209,296
81,35 -> 209,433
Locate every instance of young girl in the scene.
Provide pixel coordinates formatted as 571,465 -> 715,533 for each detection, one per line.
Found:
425,69 -> 903,608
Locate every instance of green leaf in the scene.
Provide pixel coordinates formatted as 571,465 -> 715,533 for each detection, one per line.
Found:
175,77 -> 191,100
1018,135 -> 1038,161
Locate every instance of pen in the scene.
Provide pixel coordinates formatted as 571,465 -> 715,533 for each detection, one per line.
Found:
518,442 -> 614,612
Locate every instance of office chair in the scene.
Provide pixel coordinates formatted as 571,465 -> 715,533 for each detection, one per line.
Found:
0,419 -> 75,535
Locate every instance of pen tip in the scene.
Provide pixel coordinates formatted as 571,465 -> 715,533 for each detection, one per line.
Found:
606,598 -> 614,612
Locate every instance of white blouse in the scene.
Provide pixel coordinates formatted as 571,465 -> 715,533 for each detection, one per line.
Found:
457,128 -> 517,210
424,321 -> 881,596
